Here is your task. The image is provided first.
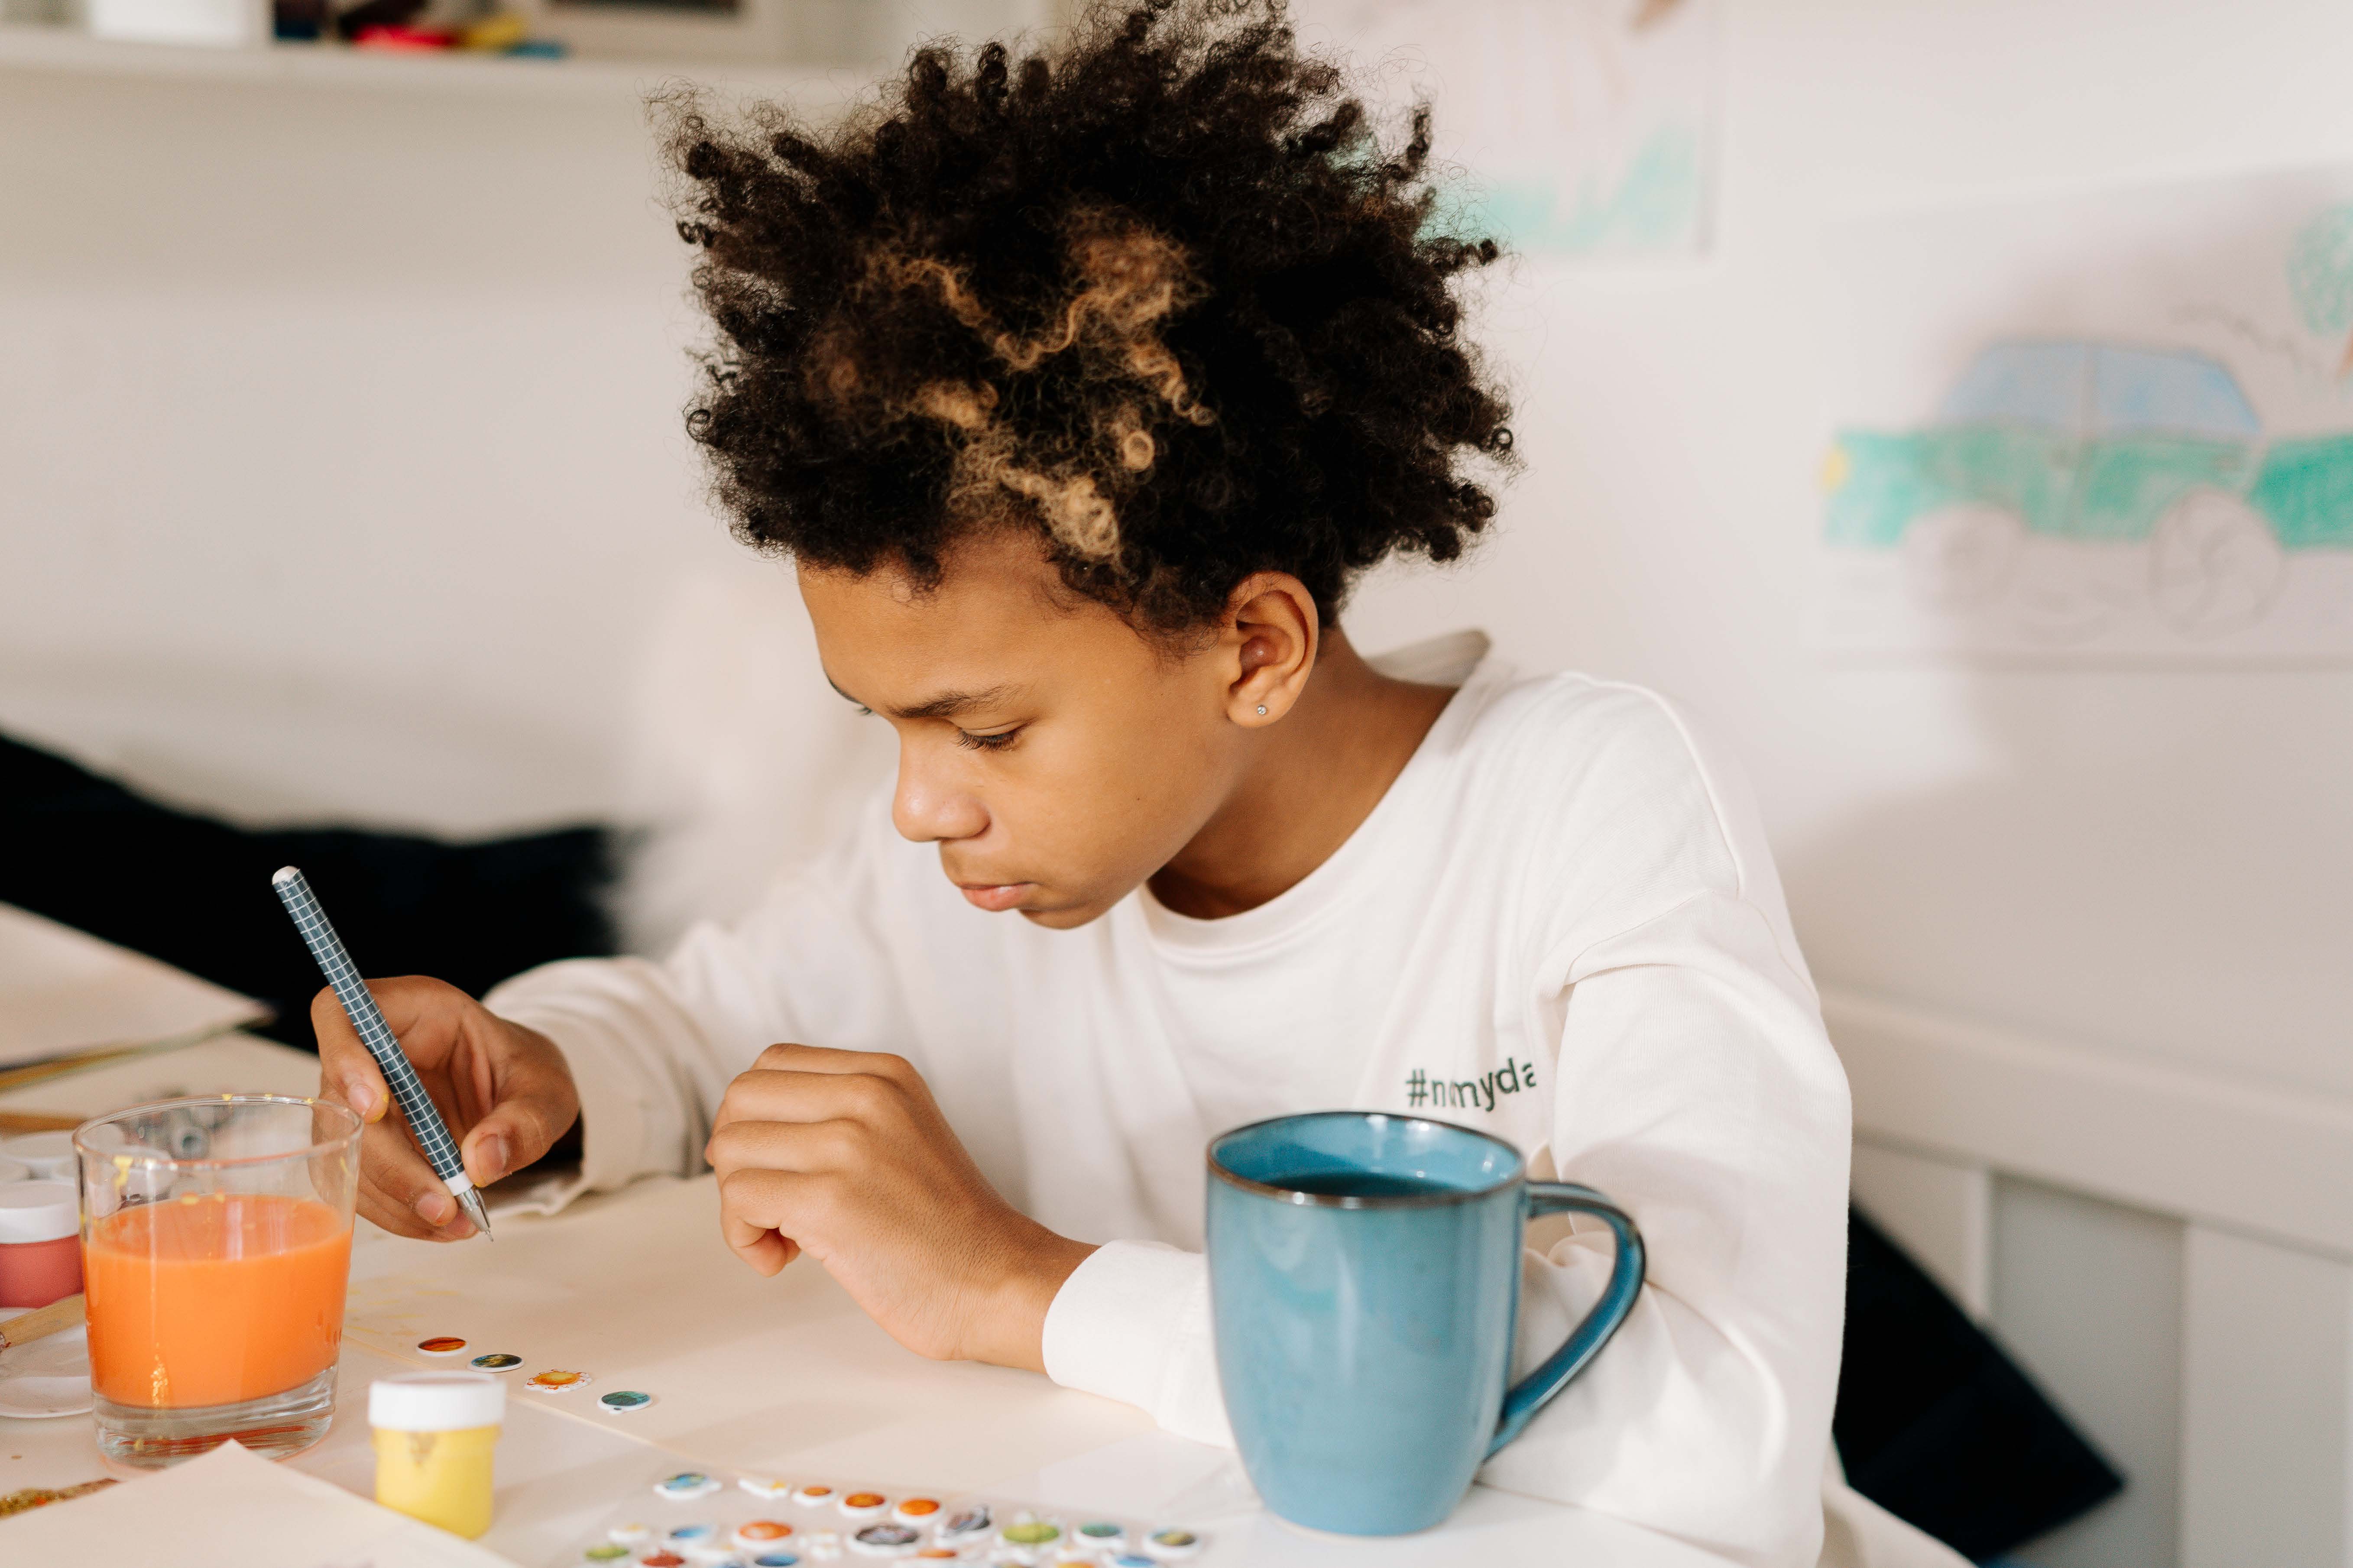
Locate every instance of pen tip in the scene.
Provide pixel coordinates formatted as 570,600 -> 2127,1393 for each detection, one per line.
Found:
272,866 -> 302,886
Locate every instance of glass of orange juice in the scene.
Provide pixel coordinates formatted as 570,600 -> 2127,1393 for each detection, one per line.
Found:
75,1095 -> 362,1470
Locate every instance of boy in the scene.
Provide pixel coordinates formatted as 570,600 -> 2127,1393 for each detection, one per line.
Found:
317,5 -> 1946,1563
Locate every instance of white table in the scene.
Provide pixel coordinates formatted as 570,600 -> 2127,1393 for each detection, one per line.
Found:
1,1034 -> 1727,1567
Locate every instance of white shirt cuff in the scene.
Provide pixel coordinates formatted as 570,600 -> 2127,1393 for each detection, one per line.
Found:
1041,1240 -> 1232,1447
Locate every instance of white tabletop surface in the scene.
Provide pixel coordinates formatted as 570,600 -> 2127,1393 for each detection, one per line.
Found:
0,1033 -> 1728,1567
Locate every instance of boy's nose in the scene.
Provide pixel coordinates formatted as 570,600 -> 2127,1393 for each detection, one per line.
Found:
891,752 -> 989,844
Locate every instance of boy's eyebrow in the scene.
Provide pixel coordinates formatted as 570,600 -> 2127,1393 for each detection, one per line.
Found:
825,673 -> 1023,722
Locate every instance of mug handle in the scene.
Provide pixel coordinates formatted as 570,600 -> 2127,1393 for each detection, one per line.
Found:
1489,1181 -> 1647,1456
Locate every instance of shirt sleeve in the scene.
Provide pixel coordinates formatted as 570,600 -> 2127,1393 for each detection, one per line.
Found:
1484,890 -> 1850,1568
482,810 -> 923,1197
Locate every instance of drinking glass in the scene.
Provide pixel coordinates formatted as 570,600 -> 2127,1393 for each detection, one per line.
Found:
76,1095 -> 362,1469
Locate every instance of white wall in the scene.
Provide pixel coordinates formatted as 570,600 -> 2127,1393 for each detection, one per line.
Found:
1347,0 -> 2353,1108
6,11 -> 2353,1556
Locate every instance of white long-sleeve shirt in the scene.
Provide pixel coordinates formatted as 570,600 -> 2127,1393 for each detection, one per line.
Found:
488,651 -> 1872,1568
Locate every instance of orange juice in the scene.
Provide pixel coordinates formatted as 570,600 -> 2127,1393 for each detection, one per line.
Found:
84,1192 -> 352,1409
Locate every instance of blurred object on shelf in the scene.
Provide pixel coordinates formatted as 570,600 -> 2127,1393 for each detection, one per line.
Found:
331,0 -> 420,39
455,10 -> 522,47
270,0 -> 324,36
353,20 -> 453,46
86,0 -> 265,45
0,0 -> 69,26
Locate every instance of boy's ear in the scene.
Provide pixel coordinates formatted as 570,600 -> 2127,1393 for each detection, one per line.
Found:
1220,573 -> 1319,727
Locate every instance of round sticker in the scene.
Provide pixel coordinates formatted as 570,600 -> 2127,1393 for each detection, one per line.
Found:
804,1531 -> 843,1560
667,1523 -> 716,1543
752,1556 -> 803,1568
938,1505 -> 992,1539
1109,1556 -> 1157,1568
849,1523 -> 920,1558
999,1519 -> 1062,1548
639,1555 -> 687,1568
470,1352 -> 523,1371
794,1484 -> 836,1507
1144,1528 -> 1202,1560
416,1336 -> 468,1357
891,1498 -> 940,1523
582,1547 -> 630,1563
741,1476 -> 794,1500
525,1369 -> 592,1392
1075,1521 -> 1125,1546
839,1492 -> 888,1519
736,1521 -> 794,1545
609,1523 -> 651,1544
654,1472 -> 721,1501
914,1554 -> 959,1562
598,1390 -> 654,1413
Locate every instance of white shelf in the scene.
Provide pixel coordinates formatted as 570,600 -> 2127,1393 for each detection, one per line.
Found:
0,19 -> 872,101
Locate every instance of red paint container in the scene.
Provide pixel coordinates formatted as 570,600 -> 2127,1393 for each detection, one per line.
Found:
0,1181 -> 82,1309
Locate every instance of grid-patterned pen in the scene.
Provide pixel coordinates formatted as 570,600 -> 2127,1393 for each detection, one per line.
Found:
272,866 -> 493,1240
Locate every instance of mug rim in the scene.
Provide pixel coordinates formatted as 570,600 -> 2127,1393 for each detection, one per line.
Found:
72,1093 -> 363,1170
1206,1111 -> 1526,1209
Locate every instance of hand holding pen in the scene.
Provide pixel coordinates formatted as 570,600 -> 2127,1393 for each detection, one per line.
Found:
275,868 -> 584,1243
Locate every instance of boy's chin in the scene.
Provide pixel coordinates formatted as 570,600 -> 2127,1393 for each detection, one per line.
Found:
1011,891 -> 1121,930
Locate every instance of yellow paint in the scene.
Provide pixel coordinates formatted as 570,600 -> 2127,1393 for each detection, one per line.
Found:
1818,445 -> 1851,495
373,1423 -> 499,1539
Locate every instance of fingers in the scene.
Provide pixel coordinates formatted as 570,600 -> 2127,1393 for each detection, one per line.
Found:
711,1066 -> 911,1137
357,1110 -> 475,1240
706,1115 -> 867,1180
458,1035 -> 577,1189
749,1043 -> 921,1089
311,988 -> 389,1124
718,1167 -> 822,1276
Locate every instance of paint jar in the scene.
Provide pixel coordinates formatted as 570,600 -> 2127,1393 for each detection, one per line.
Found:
0,1181 -> 82,1309
370,1372 -> 505,1538
0,1132 -> 76,1182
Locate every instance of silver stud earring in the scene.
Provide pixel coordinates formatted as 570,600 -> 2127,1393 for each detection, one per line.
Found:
1255,704 -> 1268,716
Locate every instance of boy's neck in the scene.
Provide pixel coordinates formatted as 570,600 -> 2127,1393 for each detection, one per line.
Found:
1148,629 -> 1456,920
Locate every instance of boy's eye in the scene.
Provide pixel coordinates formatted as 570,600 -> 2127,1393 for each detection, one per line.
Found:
955,727 -> 1021,752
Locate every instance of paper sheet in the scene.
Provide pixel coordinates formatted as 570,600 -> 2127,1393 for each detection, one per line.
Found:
0,901 -> 268,1069
340,1175 -> 1155,1493
0,1439 -> 517,1565
1303,0 -> 1720,259
1814,167 -> 2353,663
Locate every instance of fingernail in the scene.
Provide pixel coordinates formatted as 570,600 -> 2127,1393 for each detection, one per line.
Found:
476,1136 -> 509,1184
346,1077 -> 381,1121
415,1191 -> 455,1227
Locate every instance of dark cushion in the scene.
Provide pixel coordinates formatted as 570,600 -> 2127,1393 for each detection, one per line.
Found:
1,730 -> 615,1051
1837,1205 -> 2124,1561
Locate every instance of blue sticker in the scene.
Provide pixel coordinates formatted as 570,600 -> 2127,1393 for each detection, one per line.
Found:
752,1557 -> 801,1567
599,1390 -> 654,1412
668,1523 -> 715,1542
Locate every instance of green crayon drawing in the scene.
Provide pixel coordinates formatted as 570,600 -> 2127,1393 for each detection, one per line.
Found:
2287,202 -> 2353,379
1825,340 -> 2353,550
1822,340 -> 2353,635
1464,124 -> 1703,255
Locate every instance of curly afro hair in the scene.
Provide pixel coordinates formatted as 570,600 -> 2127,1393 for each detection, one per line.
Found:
669,0 -> 1514,632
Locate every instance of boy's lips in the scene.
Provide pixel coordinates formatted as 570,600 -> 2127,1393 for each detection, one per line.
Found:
958,881 -> 1034,912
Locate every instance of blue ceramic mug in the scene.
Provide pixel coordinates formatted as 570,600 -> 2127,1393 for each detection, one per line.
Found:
1206,1111 -> 1645,1536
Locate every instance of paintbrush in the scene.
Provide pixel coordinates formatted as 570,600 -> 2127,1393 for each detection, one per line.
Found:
0,1294 -> 84,1353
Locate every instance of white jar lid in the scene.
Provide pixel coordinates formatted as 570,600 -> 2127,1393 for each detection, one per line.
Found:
370,1372 -> 506,1431
0,1132 -> 75,1182
0,1181 -> 79,1244
0,1157 -> 28,1185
